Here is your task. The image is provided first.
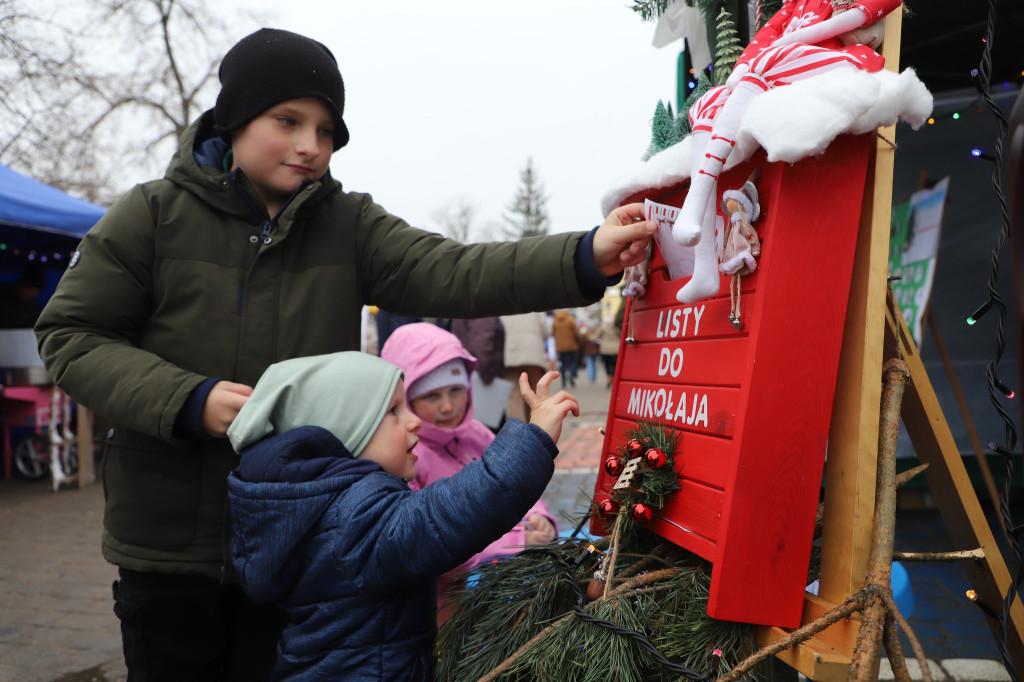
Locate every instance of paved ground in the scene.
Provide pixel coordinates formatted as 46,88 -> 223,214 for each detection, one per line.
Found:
0,366 -> 1012,680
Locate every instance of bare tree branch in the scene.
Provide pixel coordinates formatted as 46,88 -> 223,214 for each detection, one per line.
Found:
0,0 -> 238,202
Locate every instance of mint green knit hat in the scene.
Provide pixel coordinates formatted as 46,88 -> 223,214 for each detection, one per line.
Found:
227,352 -> 403,455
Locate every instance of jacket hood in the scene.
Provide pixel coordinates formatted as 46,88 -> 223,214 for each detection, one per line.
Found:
380,322 -> 478,391
380,323 -> 493,451
164,109 -> 341,220
227,425 -> 381,603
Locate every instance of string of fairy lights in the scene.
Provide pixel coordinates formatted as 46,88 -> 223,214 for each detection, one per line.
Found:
960,0 -> 1022,679
0,243 -> 71,266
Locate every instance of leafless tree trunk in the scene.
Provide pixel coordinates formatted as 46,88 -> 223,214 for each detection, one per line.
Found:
431,198 -> 479,242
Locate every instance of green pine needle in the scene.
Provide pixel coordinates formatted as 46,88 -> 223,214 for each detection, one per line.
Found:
435,529 -> 774,681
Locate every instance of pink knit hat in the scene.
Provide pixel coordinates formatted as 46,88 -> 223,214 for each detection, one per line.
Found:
407,358 -> 470,401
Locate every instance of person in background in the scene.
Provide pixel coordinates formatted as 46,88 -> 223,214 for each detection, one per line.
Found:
451,315 -> 508,431
376,309 -> 421,349
34,27 -> 655,680
0,263 -> 45,329
580,324 -> 600,384
226,351 -> 577,680
551,309 -> 580,388
499,311 -> 550,423
380,323 -> 557,626
596,312 -> 623,388
450,316 -> 505,386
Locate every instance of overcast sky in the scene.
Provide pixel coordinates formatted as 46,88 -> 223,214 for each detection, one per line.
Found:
225,0 -> 680,239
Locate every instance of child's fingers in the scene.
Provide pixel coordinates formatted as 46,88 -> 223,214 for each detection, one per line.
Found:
535,371 -> 559,399
519,371 -> 537,405
549,392 -> 580,418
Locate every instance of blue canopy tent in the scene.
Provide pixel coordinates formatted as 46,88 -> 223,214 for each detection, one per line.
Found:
0,163 -> 106,295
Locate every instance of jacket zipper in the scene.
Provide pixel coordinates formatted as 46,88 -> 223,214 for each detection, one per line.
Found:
227,174 -> 312,313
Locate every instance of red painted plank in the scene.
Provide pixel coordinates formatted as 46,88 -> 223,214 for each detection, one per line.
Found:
611,380 -> 740,438
650,479 -> 723,559
615,338 -> 748,387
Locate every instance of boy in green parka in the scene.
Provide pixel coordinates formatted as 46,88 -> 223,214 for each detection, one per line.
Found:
35,27 -> 654,680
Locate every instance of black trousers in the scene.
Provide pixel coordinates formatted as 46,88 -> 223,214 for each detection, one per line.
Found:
112,568 -> 287,681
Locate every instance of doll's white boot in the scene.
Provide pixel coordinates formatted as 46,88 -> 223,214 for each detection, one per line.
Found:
672,133 -> 736,247
676,204 -> 721,303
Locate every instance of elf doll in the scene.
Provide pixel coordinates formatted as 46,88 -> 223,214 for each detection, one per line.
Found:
670,0 -> 902,305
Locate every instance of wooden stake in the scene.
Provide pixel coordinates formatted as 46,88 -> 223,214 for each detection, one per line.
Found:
850,359 -> 909,680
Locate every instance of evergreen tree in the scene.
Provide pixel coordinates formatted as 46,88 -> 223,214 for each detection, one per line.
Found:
648,99 -> 679,158
502,158 -> 550,240
712,7 -> 743,86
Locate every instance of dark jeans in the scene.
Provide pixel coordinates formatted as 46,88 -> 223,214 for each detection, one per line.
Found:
112,568 -> 287,681
557,351 -> 578,387
600,353 -> 617,377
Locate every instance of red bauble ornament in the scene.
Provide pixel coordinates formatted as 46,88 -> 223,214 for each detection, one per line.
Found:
625,438 -> 643,457
630,502 -> 652,524
604,456 -> 624,477
598,498 -> 619,519
643,447 -> 667,469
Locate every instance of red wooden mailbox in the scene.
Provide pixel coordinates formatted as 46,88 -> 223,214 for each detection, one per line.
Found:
593,133 -> 874,628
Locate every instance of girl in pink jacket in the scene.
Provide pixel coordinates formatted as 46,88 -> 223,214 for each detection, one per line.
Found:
380,322 -> 557,624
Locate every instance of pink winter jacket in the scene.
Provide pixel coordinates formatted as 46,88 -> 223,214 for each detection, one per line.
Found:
380,323 -> 556,605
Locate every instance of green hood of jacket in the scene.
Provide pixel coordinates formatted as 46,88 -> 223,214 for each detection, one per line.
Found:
228,352 -> 402,455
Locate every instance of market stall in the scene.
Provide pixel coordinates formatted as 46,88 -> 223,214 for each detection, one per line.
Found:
0,163 -> 105,488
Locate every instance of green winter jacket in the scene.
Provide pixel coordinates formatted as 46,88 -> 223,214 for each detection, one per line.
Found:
35,110 -> 596,580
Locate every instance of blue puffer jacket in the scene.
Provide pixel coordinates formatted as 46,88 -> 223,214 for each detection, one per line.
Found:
227,420 -> 556,681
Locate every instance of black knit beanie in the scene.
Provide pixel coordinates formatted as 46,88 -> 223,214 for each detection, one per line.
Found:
214,28 -> 350,150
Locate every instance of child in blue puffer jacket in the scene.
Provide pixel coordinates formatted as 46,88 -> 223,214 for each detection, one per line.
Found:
225,351 -> 577,681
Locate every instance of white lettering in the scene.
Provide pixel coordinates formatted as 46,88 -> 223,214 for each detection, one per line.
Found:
657,347 -> 684,377
686,393 -> 709,426
628,387 -> 643,415
656,310 -> 666,339
674,392 -> 689,422
680,308 -> 692,336
644,389 -> 656,418
669,348 -> 683,376
692,304 -> 705,336
669,309 -> 681,337
654,389 -> 667,417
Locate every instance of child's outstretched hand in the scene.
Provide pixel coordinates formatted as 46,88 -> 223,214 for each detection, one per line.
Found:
520,371 -> 579,444
522,513 -> 556,545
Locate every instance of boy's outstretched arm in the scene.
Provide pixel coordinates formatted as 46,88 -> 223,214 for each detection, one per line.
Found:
519,370 -> 579,444
592,203 -> 657,278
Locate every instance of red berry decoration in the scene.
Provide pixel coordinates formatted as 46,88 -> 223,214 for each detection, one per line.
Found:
625,438 -> 643,457
643,447 -> 667,470
630,502 -> 652,524
604,456 -> 624,477
598,498 -> 620,519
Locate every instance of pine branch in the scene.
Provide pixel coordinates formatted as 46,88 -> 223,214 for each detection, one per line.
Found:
712,7 -> 742,86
